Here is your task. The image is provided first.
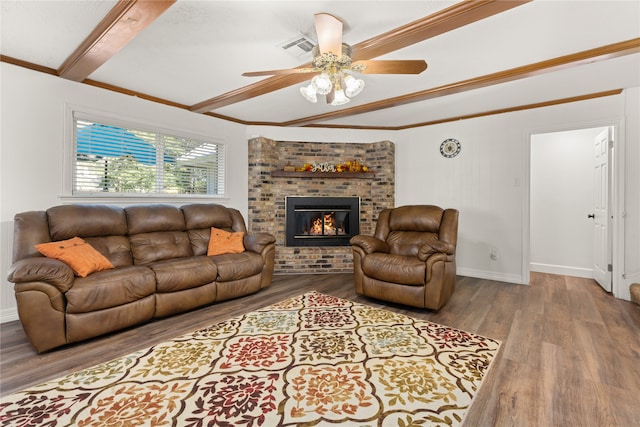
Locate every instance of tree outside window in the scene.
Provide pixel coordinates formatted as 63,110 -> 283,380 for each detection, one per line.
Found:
73,115 -> 225,196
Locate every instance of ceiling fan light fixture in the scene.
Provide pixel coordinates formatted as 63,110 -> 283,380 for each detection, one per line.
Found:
344,75 -> 365,97
331,89 -> 350,106
311,73 -> 333,95
304,43 -> 366,106
245,13 -> 429,108
300,84 -> 318,103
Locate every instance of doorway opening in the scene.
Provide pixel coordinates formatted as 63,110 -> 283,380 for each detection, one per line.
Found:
528,125 -> 615,292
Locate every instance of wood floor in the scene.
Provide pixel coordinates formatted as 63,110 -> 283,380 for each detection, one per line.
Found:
1,272 -> 639,426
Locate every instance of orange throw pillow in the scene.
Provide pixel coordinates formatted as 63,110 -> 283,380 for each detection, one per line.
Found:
207,227 -> 245,256
35,237 -> 114,278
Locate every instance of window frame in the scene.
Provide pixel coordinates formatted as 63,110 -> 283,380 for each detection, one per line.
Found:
62,105 -> 229,204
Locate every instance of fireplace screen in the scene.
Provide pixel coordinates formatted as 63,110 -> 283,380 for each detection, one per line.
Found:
286,197 -> 359,247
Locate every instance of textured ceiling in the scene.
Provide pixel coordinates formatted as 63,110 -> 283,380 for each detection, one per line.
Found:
1,0 -> 639,129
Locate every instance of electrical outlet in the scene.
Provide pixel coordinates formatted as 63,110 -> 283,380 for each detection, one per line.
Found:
490,247 -> 498,260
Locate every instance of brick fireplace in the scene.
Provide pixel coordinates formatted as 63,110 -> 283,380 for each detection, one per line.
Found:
247,137 -> 395,273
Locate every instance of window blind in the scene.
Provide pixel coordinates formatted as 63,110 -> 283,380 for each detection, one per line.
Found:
73,114 -> 225,196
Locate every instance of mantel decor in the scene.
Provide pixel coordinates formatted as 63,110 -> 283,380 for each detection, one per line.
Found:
281,160 -> 373,173
272,170 -> 375,179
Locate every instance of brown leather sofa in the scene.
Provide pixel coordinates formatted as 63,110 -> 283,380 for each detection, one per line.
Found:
7,203 -> 276,352
350,205 -> 458,310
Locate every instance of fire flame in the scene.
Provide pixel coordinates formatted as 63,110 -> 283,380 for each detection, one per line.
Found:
309,212 -> 344,235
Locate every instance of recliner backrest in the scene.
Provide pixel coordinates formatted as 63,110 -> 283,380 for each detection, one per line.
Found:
47,205 -> 133,268
12,203 -> 253,268
125,204 -> 192,265
375,205 -> 449,256
181,203 -> 248,256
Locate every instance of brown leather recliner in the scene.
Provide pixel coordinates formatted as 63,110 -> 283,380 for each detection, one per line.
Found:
350,205 -> 459,310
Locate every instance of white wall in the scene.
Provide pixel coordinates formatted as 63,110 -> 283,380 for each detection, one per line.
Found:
2,62 -> 639,323
530,128 -> 605,278
251,90 -> 640,300
393,116 -> 526,284
622,87 -> 640,294
0,63 -> 248,322
393,91 -> 639,302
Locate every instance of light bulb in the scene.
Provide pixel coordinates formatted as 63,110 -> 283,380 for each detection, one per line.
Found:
311,73 -> 332,95
331,89 -> 350,106
300,84 -> 317,103
344,75 -> 365,97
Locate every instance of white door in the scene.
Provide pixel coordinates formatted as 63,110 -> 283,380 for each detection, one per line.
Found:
592,128 -> 612,292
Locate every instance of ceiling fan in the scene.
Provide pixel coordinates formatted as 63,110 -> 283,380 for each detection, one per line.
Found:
242,13 -> 428,105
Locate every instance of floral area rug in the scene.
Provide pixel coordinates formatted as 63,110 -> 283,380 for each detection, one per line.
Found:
0,291 -> 500,426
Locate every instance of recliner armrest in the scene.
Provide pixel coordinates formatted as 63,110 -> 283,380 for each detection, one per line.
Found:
418,240 -> 456,261
244,232 -> 276,253
350,235 -> 390,254
7,257 -> 75,292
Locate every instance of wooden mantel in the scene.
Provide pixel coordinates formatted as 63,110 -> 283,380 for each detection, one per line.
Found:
271,170 -> 375,179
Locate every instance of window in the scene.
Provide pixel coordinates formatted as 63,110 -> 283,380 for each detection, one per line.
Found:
72,112 -> 225,196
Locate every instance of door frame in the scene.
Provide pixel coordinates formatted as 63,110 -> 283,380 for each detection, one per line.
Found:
522,117 -> 626,298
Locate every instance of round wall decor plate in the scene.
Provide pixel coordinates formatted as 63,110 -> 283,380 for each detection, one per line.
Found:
440,138 -> 461,158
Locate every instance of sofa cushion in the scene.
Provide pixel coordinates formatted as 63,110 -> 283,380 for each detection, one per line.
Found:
182,204 -> 249,256
47,205 -> 127,240
207,227 -> 245,256
65,266 -> 156,313
182,203 -> 235,229
209,252 -> 263,282
129,231 -> 193,265
84,236 -> 133,268
125,205 -> 185,234
35,237 -> 114,278
150,256 -> 218,293
362,253 -> 426,285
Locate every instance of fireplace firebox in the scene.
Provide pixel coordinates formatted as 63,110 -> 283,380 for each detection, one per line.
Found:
285,196 -> 360,247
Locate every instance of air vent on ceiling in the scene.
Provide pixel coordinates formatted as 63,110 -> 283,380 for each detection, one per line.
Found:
279,34 -> 316,58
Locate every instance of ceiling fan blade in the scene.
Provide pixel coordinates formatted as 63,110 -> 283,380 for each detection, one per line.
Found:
314,13 -> 343,55
242,68 -> 317,77
353,60 -> 428,74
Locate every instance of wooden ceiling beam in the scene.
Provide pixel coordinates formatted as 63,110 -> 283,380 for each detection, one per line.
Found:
349,0 -> 531,61
189,0 -> 531,113
4,37 -> 635,130
58,0 -> 175,82
282,38 -> 640,127
293,89 -> 623,130
396,89 -> 623,130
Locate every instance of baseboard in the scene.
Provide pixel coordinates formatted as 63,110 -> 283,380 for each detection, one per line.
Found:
529,262 -> 593,279
456,267 -> 525,285
0,307 -> 19,324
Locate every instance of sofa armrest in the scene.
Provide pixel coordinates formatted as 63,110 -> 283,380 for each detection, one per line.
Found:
350,235 -> 389,254
7,258 -> 75,293
417,240 -> 456,261
244,232 -> 276,254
